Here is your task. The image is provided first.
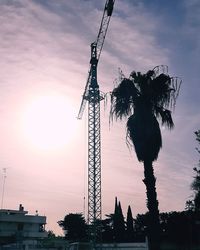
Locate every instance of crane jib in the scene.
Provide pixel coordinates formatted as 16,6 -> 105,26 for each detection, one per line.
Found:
77,0 -> 115,119
106,0 -> 114,16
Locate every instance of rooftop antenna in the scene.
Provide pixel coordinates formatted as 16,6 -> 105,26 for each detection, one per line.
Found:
1,168 -> 7,209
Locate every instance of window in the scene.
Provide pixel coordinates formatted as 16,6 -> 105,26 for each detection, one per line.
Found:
17,223 -> 24,231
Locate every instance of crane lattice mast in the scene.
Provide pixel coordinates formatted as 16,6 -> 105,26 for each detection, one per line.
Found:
77,0 -> 115,231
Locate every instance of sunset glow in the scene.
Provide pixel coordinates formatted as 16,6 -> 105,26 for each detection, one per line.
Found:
0,0 -> 199,235
21,95 -> 77,151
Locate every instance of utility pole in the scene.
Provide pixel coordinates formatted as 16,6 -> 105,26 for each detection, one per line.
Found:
1,168 -> 7,209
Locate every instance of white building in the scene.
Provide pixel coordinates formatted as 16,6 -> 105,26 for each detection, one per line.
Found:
0,204 -> 47,249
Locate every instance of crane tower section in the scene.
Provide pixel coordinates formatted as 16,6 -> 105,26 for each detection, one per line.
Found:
87,43 -> 104,225
77,0 -> 115,232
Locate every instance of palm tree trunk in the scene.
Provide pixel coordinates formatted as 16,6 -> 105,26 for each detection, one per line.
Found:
143,160 -> 161,250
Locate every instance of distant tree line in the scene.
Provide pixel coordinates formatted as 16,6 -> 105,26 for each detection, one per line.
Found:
58,197 -> 200,247
57,197 -> 135,243
102,197 -> 134,243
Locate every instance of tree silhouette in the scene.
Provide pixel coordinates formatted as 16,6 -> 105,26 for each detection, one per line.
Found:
101,215 -> 114,242
118,201 -> 126,241
126,205 -> 134,242
190,130 -> 200,211
58,213 -> 88,242
135,211 -> 200,246
113,197 -> 125,242
134,213 -> 148,241
110,66 -> 181,250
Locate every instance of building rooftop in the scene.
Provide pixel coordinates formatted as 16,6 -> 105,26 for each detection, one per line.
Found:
0,204 -> 27,215
0,204 -> 47,239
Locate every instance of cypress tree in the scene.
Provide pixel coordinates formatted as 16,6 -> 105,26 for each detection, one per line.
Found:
113,197 -> 118,241
126,205 -> 134,242
118,201 -> 125,242
113,197 -> 125,242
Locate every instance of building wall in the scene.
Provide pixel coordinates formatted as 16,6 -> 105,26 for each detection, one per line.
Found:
69,242 -> 148,250
0,207 -> 47,239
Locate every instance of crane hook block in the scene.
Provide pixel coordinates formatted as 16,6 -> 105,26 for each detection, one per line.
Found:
106,0 -> 114,16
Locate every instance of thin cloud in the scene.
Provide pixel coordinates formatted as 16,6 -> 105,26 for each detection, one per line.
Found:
0,0 -> 199,235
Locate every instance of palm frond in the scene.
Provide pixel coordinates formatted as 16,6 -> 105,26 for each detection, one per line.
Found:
146,70 -> 155,79
170,77 -> 182,110
110,78 -> 139,120
130,71 -> 147,93
150,74 -> 172,106
153,65 -> 168,76
154,106 -> 174,129
195,130 -> 200,143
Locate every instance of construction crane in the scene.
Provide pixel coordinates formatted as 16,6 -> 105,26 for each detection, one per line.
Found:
77,0 -> 115,241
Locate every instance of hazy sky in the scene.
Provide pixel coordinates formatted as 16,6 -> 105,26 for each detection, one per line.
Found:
0,0 -> 200,235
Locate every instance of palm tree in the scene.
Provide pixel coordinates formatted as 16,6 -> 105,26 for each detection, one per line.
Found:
110,66 -> 181,250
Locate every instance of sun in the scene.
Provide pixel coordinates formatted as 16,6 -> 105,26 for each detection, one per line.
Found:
21,94 -> 77,151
